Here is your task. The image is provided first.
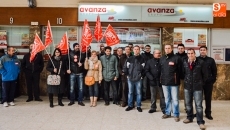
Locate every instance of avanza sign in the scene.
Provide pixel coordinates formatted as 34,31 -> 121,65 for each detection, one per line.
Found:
78,5 -> 142,22
142,6 -> 213,24
78,4 -> 213,24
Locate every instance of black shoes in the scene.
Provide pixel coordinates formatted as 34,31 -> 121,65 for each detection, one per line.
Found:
35,98 -> 43,101
78,102 -> 85,106
137,107 -> 142,112
148,109 -> 156,113
58,101 -> 64,106
104,102 -> 110,106
125,106 -> 134,111
68,102 -> 75,106
50,101 -> 54,108
205,115 -> 213,120
26,99 -> 33,102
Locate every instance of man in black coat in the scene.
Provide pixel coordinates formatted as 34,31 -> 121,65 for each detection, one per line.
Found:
145,49 -> 165,114
22,43 -> 44,102
118,46 -> 132,107
198,46 -> 217,120
141,45 -> 153,100
182,48 -> 208,130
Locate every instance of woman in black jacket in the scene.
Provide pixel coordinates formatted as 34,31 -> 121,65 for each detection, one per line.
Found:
46,48 -> 66,108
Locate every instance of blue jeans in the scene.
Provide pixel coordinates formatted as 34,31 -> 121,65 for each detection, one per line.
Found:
162,85 -> 180,117
69,73 -> 83,102
128,79 -> 142,107
2,81 -> 16,103
89,82 -> 99,97
184,89 -> 205,125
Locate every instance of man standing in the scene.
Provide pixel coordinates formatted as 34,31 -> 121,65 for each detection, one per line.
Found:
22,43 -> 44,102
0,47 -> 20,107
160,44 -> 182,122
198,46 -> 217,120
124,45 -> 145,112
182,48 -> 207,130
145,49 -> 166,114
100,46 -> 119,106
118,46 -> 132,107
141,45 -> 153,100
116,47 -> 123,101
128,43 -> 134,55
67,43 -> 86,106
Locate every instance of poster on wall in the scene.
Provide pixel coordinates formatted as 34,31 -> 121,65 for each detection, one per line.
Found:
198,34 -> 206,46
185,38 -> 194,45
0,30 -> 7,48
68,28 -> 77,41
173,32 -> 182,47
211,47 -> 224,62
21,34 -> 30,46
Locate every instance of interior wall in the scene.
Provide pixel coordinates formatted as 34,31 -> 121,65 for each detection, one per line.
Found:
0,0 -> 230,9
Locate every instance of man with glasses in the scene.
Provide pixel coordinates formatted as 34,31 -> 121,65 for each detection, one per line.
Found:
141,45 -> 153,101
182,48 -> 207,130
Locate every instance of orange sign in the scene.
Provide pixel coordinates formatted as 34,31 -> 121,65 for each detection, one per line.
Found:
213,3 -> 227,17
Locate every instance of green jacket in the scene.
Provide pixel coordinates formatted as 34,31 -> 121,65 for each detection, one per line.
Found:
100,54 -> 119,81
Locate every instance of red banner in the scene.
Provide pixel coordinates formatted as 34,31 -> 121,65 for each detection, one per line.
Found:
57,32 -> 68,55
104,24 -> 120,46
30,33 -> 45,62
94,15 -> 103,42
44,20 -> 53,47
81,19 -> 93,47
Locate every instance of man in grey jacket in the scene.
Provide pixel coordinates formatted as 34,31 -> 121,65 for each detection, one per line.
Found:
100,46 -> 119,106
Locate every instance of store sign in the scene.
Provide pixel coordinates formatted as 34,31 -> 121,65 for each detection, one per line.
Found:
78,4 -> 142,22
213,3 -> 227,17
142,6 -> 213,24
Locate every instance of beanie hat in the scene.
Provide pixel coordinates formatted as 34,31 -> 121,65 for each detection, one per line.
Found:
73,43 -> 79,48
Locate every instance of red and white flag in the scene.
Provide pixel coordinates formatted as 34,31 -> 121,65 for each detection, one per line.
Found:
44,20 -> 53,47
56,32 -> 68,55
81,19 -> 93,47
30,33 -> 45,62
94,15 -> 103,42
104,24 -> 120,46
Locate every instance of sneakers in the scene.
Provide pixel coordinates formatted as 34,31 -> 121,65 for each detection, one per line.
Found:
174,117 -> 180,122
137,107 -> 142,112
125,106 -> 133,111
162,114 -> 171,119
9,102 -> 15,106
3,102 -> 8,107
199,124 -> 206,130
183,119 -> 193,124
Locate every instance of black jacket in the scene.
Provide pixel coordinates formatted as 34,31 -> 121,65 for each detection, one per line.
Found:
198,56 -> 217,84
175,52 -> 188,61
123,55 -> 145,82
145,58 -> 161,86
141,51 -> 153,63
160,53 -> 182,86
182,58 -> 208,91
118,54 -> 132,81
67,50 -> 85,74
21,53 -> 44,73
46,57 -> 66,76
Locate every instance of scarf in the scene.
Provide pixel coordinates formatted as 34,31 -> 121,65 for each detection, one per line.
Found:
88,57 -> 98,69
54,56 -> 61,61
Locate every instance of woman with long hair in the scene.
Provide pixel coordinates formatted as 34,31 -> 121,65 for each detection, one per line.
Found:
84,50 -> 102,107
46,48 -> 66,108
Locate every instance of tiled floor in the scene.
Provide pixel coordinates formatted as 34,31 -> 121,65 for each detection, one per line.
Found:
1,96 -> 230,130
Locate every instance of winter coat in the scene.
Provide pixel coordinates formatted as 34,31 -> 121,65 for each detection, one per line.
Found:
21,53 -> 44,74
84,57 -> 103,82
145,58 -> 161,86
67,50 -> 85,74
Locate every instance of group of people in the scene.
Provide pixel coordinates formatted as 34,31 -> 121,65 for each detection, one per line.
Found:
0,42 -> 216,130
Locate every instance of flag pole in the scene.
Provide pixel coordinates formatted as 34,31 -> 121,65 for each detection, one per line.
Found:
44,48 -> 55,68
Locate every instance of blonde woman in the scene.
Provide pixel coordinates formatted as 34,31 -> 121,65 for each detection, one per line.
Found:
84,50 -> 102,107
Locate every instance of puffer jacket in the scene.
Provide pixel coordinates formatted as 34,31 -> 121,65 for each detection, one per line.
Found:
160,52 -> 182,86
182,58 -> 208,91
123,55 -> 145,82
100,54 -> 119,82
198,56 -> 217,84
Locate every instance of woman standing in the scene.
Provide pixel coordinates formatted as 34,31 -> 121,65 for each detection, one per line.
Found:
84,50 -> 102,107
46,48 -> 66,108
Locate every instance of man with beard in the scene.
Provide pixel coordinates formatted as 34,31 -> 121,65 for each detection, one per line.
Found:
22,44 -> 44,102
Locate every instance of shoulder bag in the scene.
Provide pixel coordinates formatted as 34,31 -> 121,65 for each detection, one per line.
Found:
47,61 -> 62,86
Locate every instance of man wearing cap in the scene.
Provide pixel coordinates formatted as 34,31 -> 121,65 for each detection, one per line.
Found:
67,43 -> 86,106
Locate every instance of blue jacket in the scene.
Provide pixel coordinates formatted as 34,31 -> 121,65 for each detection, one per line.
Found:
0,54 -> 21,81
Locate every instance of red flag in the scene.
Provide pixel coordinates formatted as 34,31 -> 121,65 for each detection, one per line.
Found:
104,24 -> 120,46
94,15 -> 103,42
30,33 -> 45,62
81,44 -> 87,53
57,32 -> 68,55
81,19 -> 93,47
44,20 -> 53,47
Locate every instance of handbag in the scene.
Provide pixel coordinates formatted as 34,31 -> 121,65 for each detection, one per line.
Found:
47,61 -> 62,86
85,68 -> 95,86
